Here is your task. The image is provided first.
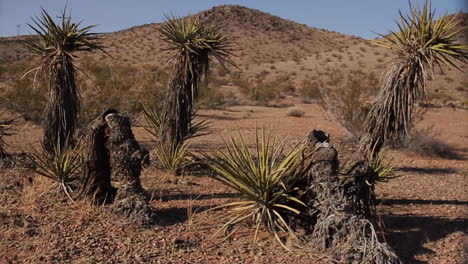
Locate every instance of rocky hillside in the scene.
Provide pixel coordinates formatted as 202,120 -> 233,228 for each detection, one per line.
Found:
0,6 -> 466,107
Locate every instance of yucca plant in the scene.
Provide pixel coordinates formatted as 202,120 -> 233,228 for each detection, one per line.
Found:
359,1 -> 468,157
153,141 -> 192,174
205,129 -> 306,249
141,103 -> 211,141
159,15 -> 234,146
24,7 -> 104,153
0,113 -> 14,159
28,139 -> 83,202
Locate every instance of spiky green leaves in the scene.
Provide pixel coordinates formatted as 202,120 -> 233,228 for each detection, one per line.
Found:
159,15 -> 234,80
27,140 -> 83,202
25,7 -> 104,153
360,1 -> 468,156
25,7 -> 103,62
382,1 -> 467,71
159,15 -> 233,145
205,129 -> 305,249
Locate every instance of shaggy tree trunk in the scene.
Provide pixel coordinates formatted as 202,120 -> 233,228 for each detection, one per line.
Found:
297,129 -> 401,264
80,114 -> 116,204
81,110 -> 156,225
43,58 -> 79,153
160,68 -> 199,146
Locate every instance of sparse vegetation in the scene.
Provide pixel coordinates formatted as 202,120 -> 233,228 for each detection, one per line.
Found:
319,70 -> 379,139
0,2 -> 466,263
299,80 -> 321,102
399,131 -> 462,160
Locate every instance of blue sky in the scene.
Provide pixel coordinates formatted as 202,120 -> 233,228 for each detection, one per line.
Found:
0,0 -> 466,38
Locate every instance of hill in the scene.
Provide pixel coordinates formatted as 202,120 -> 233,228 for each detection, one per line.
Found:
0,6 -> 466,109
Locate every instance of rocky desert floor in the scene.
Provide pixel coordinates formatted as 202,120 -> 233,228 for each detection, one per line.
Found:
1,103 -> 467,263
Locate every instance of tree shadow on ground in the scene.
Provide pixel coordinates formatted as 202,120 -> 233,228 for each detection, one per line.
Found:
383,215 -> 466,264
197,113 -> 242,121
378,198 -> 468,206
395,166 -> 458,175
157,205 -> 216,226
150,192 -> 238,202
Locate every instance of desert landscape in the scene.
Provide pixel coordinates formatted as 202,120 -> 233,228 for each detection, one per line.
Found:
0,3 -> 467,264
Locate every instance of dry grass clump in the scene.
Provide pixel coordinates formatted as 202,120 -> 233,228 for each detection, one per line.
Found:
287,106 -> 305,117
319,70 -> 379,139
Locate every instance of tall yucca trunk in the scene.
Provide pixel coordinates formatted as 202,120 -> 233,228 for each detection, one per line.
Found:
358,59 -> 422,158
161,59 -> 202,146
43,54 -> 80,153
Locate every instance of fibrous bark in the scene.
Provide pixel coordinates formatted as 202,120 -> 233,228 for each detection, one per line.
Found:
81,110 -> 156,225
43,56 -> 79,153
80,111 -> 116,204
296,130 -> 400,264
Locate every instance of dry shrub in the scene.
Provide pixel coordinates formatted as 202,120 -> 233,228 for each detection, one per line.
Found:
79,57 -> 168,124
319,70 -> 379,139
235,75 -> 295,104
287,106 -> 305,117
2,73 -> 47,123
299,80 -> 321,103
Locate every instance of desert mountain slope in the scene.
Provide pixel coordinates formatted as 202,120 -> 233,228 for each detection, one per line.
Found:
0,6 -> 466,105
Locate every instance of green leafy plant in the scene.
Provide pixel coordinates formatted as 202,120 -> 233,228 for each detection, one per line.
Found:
28,139 -> 83,202
24,7 -> 104,152
205,129 -> 305,249
368,148 -> 395,183
360,1 -> 468,157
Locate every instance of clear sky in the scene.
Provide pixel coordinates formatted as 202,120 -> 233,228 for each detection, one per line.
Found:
0,0 -> 466,39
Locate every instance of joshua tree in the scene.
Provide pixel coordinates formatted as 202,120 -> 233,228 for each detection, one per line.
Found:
359,1 -> 468,158
159,15 -> 233,145
25,7 -> 103,153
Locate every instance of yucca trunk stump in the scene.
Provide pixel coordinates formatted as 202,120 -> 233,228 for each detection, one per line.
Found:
81,115 -> 115,204
296,130 -> 400,264
82,110 -> 156,226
